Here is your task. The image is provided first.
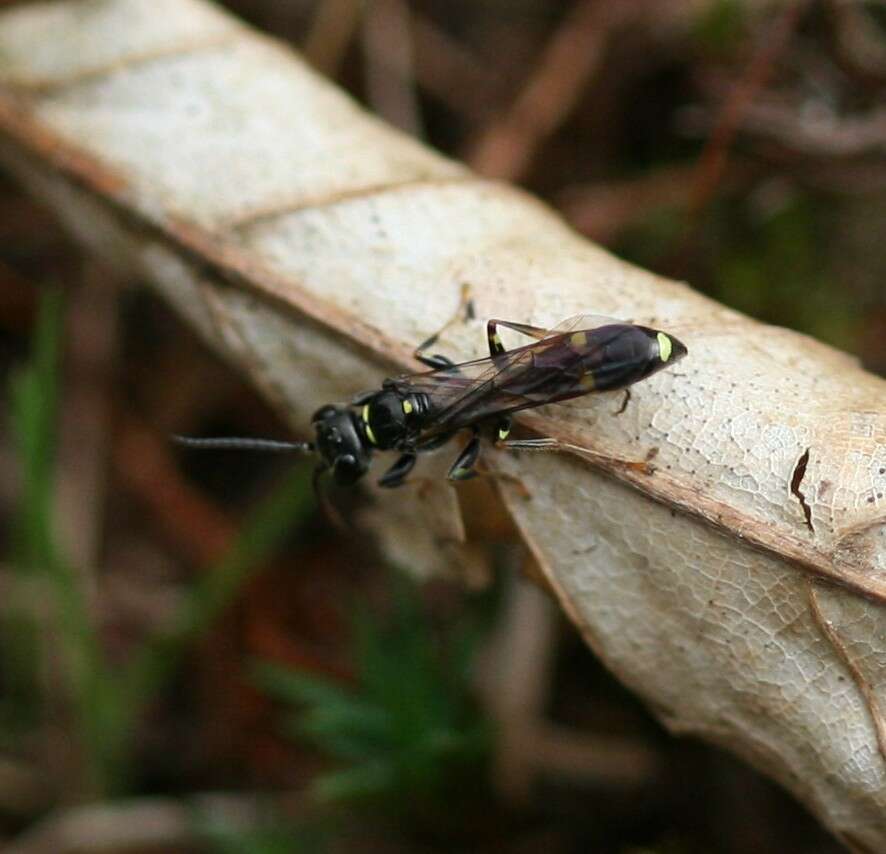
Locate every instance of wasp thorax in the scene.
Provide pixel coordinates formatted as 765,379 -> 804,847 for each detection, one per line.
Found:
363,391 -> 409,450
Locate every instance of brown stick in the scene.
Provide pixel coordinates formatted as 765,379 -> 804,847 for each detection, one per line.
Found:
466,0 -> 645,181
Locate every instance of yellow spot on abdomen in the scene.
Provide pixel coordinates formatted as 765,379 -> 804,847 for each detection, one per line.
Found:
657,332 -> 672,362
570,331 -> 587,348
579,372 -> 596,390
402,399 -> 414,415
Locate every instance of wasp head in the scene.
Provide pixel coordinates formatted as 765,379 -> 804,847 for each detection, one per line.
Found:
311,405 -> 372,485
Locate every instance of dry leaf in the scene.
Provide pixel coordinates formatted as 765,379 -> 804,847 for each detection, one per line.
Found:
0,0 -> 884,848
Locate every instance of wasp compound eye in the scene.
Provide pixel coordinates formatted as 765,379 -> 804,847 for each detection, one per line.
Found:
311,405 -> 339,423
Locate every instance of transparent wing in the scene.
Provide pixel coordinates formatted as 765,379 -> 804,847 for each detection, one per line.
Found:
389,346 -> 537,427
394,326 -> 626,428
541,313 -> 624,339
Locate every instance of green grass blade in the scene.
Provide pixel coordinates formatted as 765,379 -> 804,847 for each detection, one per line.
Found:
5,288 -> 111,790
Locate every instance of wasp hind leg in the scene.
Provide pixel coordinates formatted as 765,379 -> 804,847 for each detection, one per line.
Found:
493,416 -> 512,445
414,283 -> 475,369
486,319 -> 549,358
499,437 -> 652,474
447,429 -> 481,481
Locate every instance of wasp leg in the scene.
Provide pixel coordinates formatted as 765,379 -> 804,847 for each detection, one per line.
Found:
414,283 -> 475,369
615,388 -> 631,415
499,438 -> 652,474
351,389 -> 377,406
414,352 -> 455,370
378,452 -> 417,488
415,430 -> 457,453
486,318 -> 550,358
378,434 -> 458,489
447,430 -> 481,481
497,437 -> 561,451
493,416 -> 512,445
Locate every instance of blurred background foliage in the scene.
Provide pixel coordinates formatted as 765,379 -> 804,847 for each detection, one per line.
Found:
0,0 -> 883,852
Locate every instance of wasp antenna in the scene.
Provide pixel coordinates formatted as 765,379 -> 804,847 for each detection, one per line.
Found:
172,435 -> 314,454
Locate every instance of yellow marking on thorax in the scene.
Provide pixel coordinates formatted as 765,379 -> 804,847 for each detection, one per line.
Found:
579,372 -> 596,390
362,403 -> 378,445
498,424 -> 510,441
570,331 -> 587,348
656,332 -> 672,362
402,399 -> 414,415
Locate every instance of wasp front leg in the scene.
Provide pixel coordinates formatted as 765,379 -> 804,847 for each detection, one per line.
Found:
378,451 -> 417,488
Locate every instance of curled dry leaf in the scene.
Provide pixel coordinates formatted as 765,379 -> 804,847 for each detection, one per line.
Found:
0,0 -> 883,847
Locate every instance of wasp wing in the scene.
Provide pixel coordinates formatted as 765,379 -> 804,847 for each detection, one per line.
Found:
392,323 -> 630,431
387,350 -> 524,427
541,313 -> 624,338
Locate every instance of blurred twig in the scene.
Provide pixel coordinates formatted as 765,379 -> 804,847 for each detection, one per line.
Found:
303,0 -> 362,77
478,567 -> 558,801
466,0 -> 645,181
410,12 -> 500,124
5,793 -> 268,854
53,263 -> 118,588
362,0 -> 422,137
559,159 -> 758,242
729,101 -> 886,157
530,724 -> 659,788
114,414 -> 234,566
478,568 -> 659,800
673,0 -> 809,268
826,0 -> 886,85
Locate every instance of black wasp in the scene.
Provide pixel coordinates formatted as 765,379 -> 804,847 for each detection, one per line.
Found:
175,296 -> 687,491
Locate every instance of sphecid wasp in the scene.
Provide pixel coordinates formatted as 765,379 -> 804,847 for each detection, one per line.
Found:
175,290 -> 687,492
